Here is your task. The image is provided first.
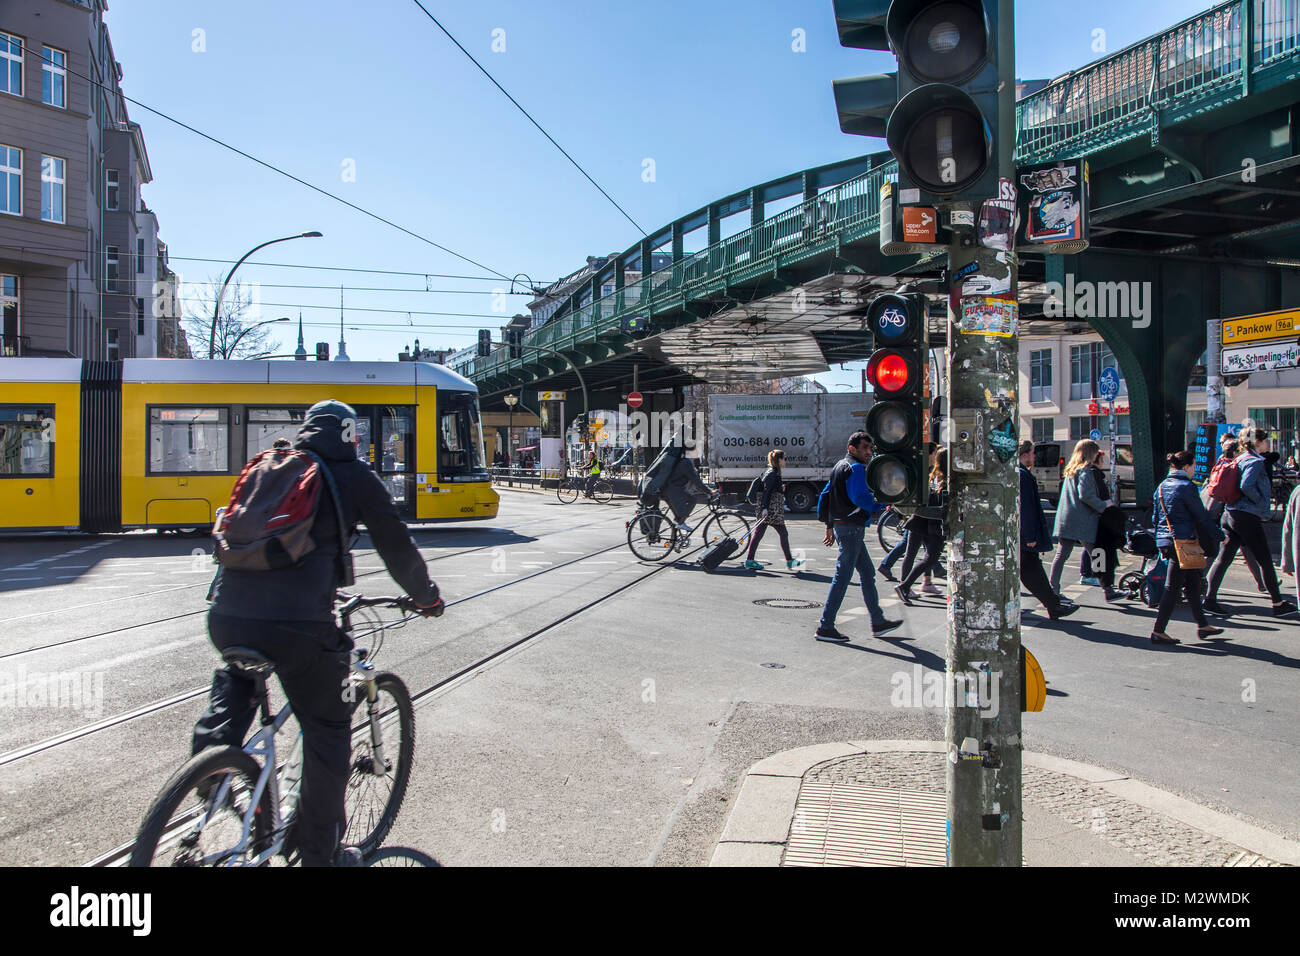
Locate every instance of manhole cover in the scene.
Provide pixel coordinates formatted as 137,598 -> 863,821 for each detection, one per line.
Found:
761,662 -> 786,669
753,598 -> 821,610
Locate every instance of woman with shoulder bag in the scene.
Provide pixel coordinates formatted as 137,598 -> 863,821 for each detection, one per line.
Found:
1151,451 -> 1226,645
743,449 -> 802,570
896,448 -> 948,605
1050,440 -> 1110,597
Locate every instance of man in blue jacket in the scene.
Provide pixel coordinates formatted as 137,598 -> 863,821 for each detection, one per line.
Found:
1019,441 -> 1076,621
815,432 -> 903,642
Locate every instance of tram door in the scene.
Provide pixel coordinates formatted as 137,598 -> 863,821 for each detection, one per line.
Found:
354,405 -> 416,518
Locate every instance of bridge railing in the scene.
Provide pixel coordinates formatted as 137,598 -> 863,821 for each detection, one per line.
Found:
1017,0 -> 1300,161
469,161 -> 895,382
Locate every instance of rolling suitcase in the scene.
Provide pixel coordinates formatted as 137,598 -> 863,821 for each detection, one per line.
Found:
700,537 -> 739,572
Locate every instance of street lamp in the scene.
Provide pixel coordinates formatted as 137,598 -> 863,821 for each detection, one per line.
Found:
210,231 -> 323,358
503,393 -> 518,470
228,316 -> 290,359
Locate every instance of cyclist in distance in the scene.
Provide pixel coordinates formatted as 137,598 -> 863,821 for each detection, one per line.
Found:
193,399 -> 444,866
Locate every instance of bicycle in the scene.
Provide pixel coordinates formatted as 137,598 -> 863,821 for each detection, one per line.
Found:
129,594 -> 421,867
557,472 -> 613,504
876,505 -> 905,553
626,495 -> 751,562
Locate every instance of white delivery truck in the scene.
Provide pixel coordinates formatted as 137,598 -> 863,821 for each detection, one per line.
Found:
706,393 -> 871,513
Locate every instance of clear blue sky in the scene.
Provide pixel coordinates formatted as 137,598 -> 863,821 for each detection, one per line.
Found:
106,0 -> 1214,382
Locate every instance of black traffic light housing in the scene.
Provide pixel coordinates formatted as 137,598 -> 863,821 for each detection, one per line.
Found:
507,327 -> 523,359
477,329 -> 492,357
863,291 -> 930,505
834,0 -> 1009,217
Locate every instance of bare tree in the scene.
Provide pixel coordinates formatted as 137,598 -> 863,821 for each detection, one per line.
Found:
181,275 -> 278,360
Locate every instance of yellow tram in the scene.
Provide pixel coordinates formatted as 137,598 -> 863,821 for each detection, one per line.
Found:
0,358 -> 499,533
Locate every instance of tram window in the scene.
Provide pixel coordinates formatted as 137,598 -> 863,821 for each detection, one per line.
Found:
148,406 -> 230,474
0,407 -> 53,477
248,407 -> 307,456
381,415 -> 409,472
437,390 -> 487,477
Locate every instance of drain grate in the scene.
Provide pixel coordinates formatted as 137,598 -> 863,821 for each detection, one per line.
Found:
784,783 -> 946,867
753,598 -> 821,610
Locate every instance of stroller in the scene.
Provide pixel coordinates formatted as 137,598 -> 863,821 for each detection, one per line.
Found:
1117,520 -> 1165,606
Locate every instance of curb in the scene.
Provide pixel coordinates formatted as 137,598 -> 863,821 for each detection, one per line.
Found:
710,740 -> 1300,867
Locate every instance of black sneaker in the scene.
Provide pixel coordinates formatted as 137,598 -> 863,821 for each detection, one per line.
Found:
1203,599 -> 1231,616
877,566 -> 898,582
1272,600 -> 1298,618
872,619 -> 903,637
814,626 -> 851,643
1049,603 -> 1079,621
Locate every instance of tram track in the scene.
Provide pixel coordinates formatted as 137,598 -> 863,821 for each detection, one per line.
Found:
0,509 -> 628,662
0,529 -> 670,769
82,539 -> 702,867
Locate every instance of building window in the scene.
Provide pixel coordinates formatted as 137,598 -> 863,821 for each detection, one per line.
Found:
1029,349 -> 1052,403
1,275 -> 18,356
41,46 -> 65,108
137,237 -> 145,273
40,155 -> 65,223
0,32 -> 22,97
106,245 -> 119,292
105,327 -> 120,361
1069,343 -> 1128,400
136,298 -> 144,336
148,407 -> 231,474
1031,418 -> 1055,443
0,406 -> 54,477
0,145 -> 19,215
1069,415 -> 1131,441
106,169 -> 119,211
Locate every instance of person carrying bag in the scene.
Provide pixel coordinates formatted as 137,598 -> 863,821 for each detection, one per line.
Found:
1149,450 -> 1224,645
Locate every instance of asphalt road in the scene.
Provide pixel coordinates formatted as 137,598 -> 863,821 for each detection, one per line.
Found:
0,489 -> 1294,866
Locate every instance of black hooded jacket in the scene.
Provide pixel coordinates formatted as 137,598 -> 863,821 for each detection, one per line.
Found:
209,411 -> 439,621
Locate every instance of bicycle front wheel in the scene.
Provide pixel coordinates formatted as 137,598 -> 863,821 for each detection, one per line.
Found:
627,510 -> 675,561
701,510 -> 751,547
344,673 -> 415,858
593,479 -> 614,504
557,479 -> 579,504
130,746 -> 274,867
877,507 -> 904,553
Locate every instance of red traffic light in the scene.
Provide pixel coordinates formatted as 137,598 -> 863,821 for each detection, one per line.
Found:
868,351 -> 912,392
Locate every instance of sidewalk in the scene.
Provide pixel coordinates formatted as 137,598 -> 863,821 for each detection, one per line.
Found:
711,741 -> 1299,867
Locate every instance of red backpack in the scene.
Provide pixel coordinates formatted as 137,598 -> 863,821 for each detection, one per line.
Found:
213,448 -> 347,572
1206,455 -> 1242,504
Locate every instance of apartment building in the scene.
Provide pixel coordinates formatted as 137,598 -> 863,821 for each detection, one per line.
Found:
0,0 -> 174,359
1017,324 -> 1209,451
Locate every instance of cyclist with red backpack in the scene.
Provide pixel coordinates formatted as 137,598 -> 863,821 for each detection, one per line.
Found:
193,399 -> 445,866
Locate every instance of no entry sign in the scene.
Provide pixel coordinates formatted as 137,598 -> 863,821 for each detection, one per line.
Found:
627,391 -> 643,409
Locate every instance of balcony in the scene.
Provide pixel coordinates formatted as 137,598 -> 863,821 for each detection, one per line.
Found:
1,334 -> 31,357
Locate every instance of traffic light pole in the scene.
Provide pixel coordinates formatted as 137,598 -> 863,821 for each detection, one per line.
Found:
945,0 -> 1020,867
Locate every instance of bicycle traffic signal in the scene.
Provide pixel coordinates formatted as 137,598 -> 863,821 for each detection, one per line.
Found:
832,0 -> 1008,207
863,291 -> 929,504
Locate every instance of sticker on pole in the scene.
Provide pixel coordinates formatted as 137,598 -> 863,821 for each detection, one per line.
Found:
903,206 -> 938,243
989,419 -> 1018,463
959,297 -> 1018,338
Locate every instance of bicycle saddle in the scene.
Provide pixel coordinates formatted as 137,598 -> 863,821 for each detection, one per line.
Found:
221,646 -> 275,676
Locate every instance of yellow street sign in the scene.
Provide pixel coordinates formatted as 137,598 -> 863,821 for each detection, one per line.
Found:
538,391 -> 567,401
1021,646 -> 1045,713
1221,307 -> 1300,345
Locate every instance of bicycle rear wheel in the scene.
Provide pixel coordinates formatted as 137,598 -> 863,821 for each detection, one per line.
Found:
366,846 -> 443,867
701,510 -> 751,547
344,672 -> 415,858
627,510 -> 675,561
557,479 -> 579,504
130,746 -> 274,867
877,507 -> 904,553
593,479 -> 614,504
